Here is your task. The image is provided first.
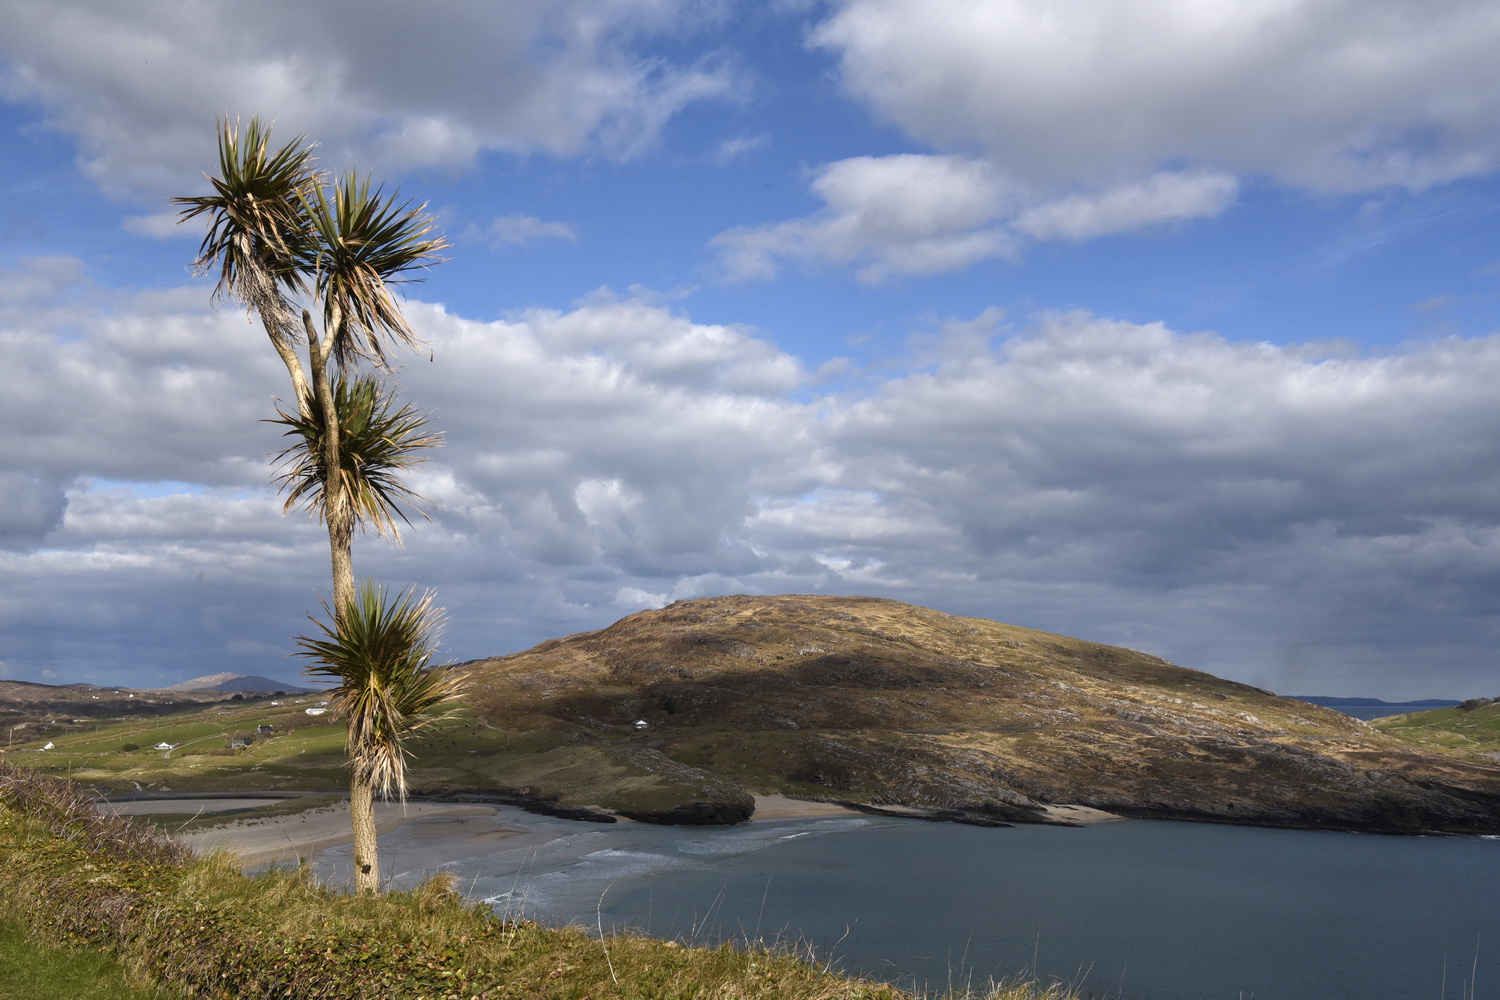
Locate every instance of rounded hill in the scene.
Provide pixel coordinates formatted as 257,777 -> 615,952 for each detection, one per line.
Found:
450,594 -> 1500,834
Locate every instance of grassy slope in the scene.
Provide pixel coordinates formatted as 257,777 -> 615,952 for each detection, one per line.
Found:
1375,701 -> 1500,755
0,918 -> 183,1000
9,594 -> 1500,834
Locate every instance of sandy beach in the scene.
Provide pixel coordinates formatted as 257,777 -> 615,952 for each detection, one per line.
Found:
750,794 -> 863,820
162,793 -> 1113,871
159,793 -> 861,867
175,801 -> 507,867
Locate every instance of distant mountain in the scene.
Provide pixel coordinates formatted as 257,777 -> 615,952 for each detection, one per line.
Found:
156,673 -> 316,694
1290,696 -> 1462,708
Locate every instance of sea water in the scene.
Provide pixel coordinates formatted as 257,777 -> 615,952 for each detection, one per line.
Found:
320,809 -> 1500,999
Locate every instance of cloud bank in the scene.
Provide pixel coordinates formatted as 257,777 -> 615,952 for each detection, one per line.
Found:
5,260 -> 1500,698
0,0 -> 739,197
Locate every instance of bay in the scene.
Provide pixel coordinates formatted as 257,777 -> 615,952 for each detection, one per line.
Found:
318,809 -> 1500,999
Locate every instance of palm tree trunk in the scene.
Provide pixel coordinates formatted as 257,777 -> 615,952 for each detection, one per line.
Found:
348,769 -> 380,893
304,310 -> 355,620
265,320 -> 313,418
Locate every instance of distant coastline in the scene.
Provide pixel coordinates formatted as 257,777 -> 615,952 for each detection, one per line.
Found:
1288,695 -> 1462,719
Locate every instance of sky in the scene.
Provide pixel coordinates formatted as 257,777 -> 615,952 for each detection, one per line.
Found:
2,0 -> 1500,700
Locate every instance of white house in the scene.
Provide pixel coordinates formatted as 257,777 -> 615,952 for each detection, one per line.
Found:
304,707 -> 327,716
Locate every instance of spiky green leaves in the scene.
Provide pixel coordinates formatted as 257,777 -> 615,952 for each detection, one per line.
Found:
296,582 -> 462,801
174,116 -> 448,367
269,373 -> 441,541
172,117 -> 318,344
302,172 -> 448,368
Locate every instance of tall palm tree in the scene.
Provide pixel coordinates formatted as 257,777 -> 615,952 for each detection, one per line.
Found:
296,582 -> 461,893
268,372 -> 441,546
178,120 -> 454,893
174,118 -> 448,617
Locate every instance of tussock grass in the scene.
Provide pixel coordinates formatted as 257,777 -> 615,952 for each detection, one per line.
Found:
0,760 -> 1087,1000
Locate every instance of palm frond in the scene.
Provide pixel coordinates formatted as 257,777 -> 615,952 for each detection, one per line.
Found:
295,582 -> 463,800
268,373 -> 441,541
300,171 -> 449,367
172,117 -> 320,344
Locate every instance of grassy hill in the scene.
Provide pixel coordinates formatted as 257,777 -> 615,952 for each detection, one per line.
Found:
1374,698 -> 1500,755
7,595 -> 1500,835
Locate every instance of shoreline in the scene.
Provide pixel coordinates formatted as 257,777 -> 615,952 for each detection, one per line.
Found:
175,801 -> 502,867
170,794 -> 869,868
163,793 -> 1122,870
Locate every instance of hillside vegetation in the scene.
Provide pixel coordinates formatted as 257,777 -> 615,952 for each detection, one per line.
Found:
446,595 -> 1500,833
1374,699 -> 1500,755
8,595 -> 1500,835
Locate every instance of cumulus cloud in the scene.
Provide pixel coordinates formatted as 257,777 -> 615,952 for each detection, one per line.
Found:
469,214 -> 579,248
713,154 -> 1019,282
0,0 -> 739,198
1014,170 -> 1240,242
717,0 -> 1500,280
813,0 -> 1500,193
6,268 -> 1500,697
713,157 -> 1238,281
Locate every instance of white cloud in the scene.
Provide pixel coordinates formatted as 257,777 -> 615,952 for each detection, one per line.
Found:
712,132 -> 770,166
471,214 -> 579,248
0,0 -> 740,198
813,0 -> 1500,193
1014,170 -> 1240,242
121,211 -> 189,239
717,0 -> 1500,280
713,154 -> 1017,282
713,158 -> 1238,280
7,268 -> 1500,698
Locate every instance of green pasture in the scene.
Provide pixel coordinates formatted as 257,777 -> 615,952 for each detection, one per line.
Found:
1375,701 -> 1500,754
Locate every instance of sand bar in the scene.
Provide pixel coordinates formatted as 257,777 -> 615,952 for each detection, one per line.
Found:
1038,802 -> 1124,825
751,794 -> 863,820
102,797 -> 289,816
175,800 -> 504,868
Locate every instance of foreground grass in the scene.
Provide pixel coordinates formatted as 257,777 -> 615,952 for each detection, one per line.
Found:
0,917 -> 183,1000
0,759 -> 1083,1000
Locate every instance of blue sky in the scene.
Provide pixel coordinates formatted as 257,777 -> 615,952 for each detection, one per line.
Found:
2,0 -> 1500,699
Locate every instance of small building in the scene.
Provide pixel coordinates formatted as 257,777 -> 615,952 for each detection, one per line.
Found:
304,707 -> 327,716
153,742 -> 173,750
257,724 -> 274,735
632,719 -> 649,731
41,742 -> 54,750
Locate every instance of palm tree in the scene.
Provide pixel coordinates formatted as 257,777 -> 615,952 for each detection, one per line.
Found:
178,120 -> 455,893
268,372 -> 442,546
296,582 -> 461,893
174,118 -> 448,617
